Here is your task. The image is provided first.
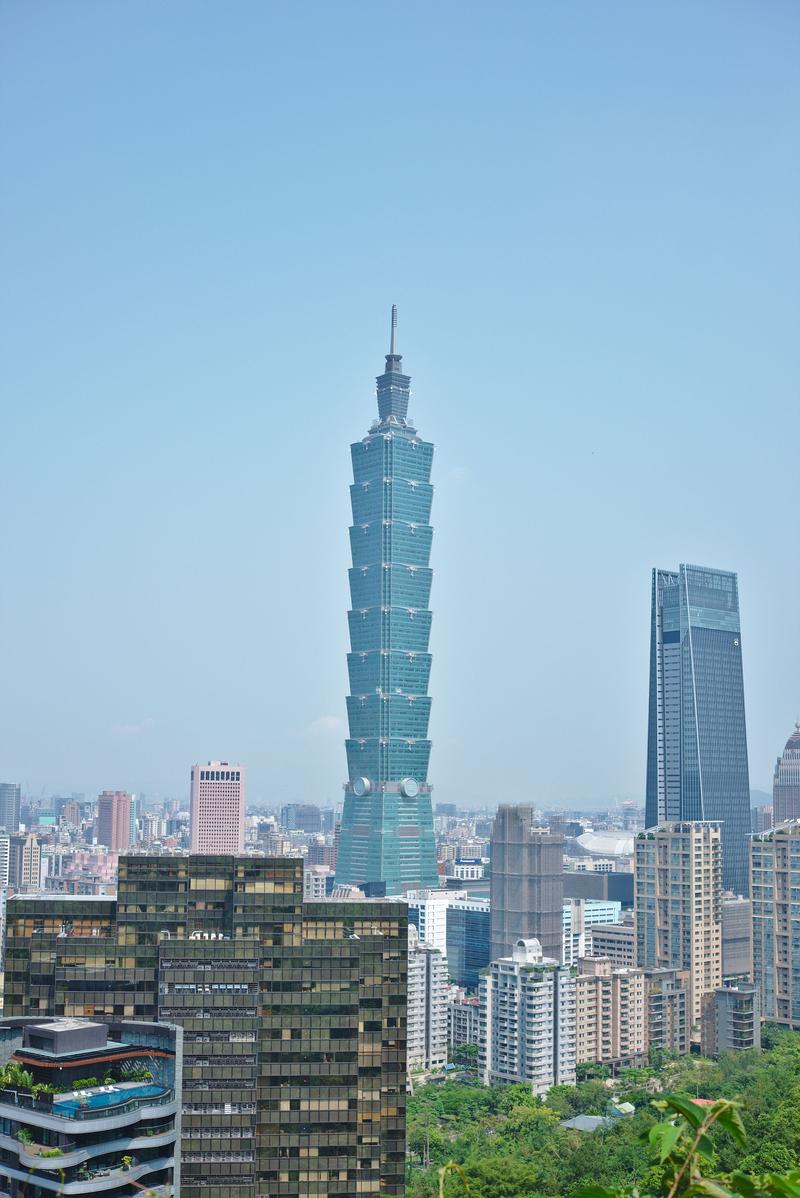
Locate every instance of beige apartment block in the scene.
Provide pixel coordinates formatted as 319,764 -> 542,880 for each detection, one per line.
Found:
634,822 -> 722,1028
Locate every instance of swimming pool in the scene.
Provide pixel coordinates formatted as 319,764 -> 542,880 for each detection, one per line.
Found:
54,1084 -> 167,1116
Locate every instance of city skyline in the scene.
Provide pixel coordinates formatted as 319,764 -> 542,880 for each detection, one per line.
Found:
2,4 -> 797,807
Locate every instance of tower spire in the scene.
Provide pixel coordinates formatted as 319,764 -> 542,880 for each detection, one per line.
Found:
390,304 -> 397,355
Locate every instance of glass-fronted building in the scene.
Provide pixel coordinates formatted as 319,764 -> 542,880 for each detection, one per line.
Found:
336,310 -> 438,893
645,564 -> 752,895
3,856 -> 407,1198
446,903 -> 491,991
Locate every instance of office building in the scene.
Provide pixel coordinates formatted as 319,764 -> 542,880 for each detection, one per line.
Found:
336,310 -> 438,894
280,803 -> 323,834
0,830 -> 9,888
751,805 -> 774,834
634,823 -> 723,1026
189,761 -> 245,853
587,922 -> 636,967
95,790 -> 132,852
407,926 -> 448,1073
0,1016 -> 181,1198
490,806 -> 564,961
722,896 -> 753,980
773,723 -> 800,824
8,832 -> 42,890
751,820 -> 800,1028
642,968 -> 691,1056
646,565 -> 752,895
701,982 -> 761,1057
0,782 -> 20,834
575,959 -> 647,1069
563,869 -> 634,907
4,855 -> 407,1198
447,990 -> 481,1051
446,899 -> 491,991
479,938 -> 576,1093
563,898 -> 622,966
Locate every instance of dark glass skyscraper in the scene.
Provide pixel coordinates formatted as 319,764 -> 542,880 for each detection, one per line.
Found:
336,310 -> 438,894
646,564 -> 752,895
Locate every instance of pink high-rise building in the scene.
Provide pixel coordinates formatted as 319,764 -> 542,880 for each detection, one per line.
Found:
96,791 -> 131,852
190,761 -> 245,853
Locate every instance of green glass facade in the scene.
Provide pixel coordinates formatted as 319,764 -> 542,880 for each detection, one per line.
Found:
3,856 -> 407,1198
336,311 -> 438,893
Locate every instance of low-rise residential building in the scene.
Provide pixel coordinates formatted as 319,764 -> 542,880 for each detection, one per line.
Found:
701,982 -> 761,1057
575,959 -> 647,1069
479,938 -> 576,1094
0,1016 -> 181,1198
643,967 -> 691,1057
407,926 -> 448,1073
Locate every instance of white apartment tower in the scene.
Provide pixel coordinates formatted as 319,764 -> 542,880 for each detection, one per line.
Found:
189,762 -> 246,854
479,938 -> 576,1094
407,926 -> 448,1073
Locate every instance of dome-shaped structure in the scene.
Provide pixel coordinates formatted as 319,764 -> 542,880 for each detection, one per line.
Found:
784,722 -> 800,752
774,722 -> 800,824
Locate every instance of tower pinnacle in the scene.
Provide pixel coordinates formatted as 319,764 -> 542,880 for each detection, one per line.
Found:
390,304 -> 397,355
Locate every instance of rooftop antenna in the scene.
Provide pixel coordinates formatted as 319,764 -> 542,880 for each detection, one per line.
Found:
390,304 -> 397,355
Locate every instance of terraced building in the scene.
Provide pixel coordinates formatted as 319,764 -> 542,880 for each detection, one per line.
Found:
336,309 -> 438,894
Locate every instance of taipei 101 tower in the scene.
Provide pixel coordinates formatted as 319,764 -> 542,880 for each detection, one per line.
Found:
335,309 -> 438,894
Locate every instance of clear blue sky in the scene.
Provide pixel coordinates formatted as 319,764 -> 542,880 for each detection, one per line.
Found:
1,1 -> 797,808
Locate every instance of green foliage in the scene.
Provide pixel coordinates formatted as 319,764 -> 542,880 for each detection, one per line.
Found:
71,1076 -> 98,1090
40,1148 -> 63,1158
407,1033 -> 800,1198
16,1127 -> 35,1144
1,1062 -> 35,1091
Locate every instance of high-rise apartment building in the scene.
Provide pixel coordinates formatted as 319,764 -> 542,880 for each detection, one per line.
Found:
0,781 -> 21,833
575,959 -> 647,1069
479,938 -> 576,1093
336,310 -> 438,894
773,724 -> 800,824
189,761 -> 245,852
407,926 -> 448,1073
646,565 -> 752,895
95,790 -> 132,851
751,820 -> 800,1028
490,806 -> 564,961
4,855 -> 407,1198
634,822 -> 723,1027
